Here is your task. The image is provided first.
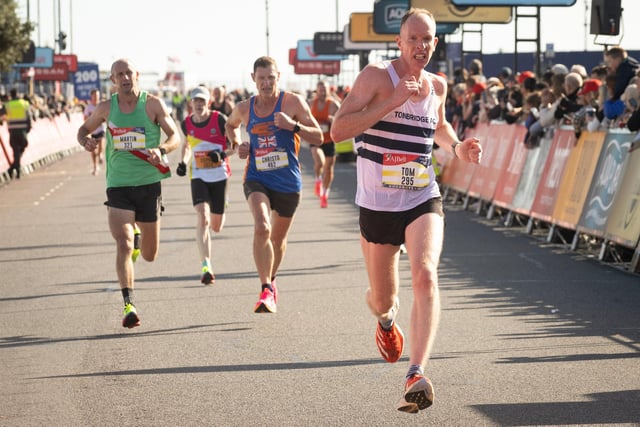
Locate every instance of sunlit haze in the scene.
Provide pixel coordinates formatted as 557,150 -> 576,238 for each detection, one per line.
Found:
15,0 -> 640,92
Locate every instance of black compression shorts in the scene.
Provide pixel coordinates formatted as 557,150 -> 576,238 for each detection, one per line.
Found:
359,197 -> 444,245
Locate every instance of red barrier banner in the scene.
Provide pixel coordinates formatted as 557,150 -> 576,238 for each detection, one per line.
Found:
14,112 -> 84,170
578,131 -> 636,237
439,150 -> 462,189
604,141 -> 640,248
510,131 -> 554,215
440,123 -> 488,193
433,144 -> 454,183
22,117 -> 61,162
492,125 -> 529,209
467,122 -> 517,202
551,131 -> 606,230
0,123 -> 11,171
529,128 -> 576,222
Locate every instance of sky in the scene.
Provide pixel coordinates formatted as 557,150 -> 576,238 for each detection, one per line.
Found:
15,0 -> 640,93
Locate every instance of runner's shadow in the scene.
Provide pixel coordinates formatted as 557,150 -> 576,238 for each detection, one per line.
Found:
473,389 -> 640,425
0,322 -> 252,349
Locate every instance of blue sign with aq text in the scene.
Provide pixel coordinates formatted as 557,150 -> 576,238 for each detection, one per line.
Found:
374,0 -> 458,35
451,0 -> 575,5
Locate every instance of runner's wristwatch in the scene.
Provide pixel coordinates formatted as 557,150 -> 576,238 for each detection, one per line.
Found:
451,142 -> 461,158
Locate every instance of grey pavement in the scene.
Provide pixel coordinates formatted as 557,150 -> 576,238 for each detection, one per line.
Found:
0,144 -> 639,426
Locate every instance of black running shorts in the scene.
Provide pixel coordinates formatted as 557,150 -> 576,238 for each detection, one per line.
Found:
243,180 -> 300,218
190,178 -> 227,214
359,197 -> 444,246
105,182 -> 163,222
319,141 -> 336,157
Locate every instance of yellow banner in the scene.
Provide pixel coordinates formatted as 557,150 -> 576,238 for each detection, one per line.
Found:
349,13 -> 398,42
552,131 -> 606,229
411,0 -> 512,24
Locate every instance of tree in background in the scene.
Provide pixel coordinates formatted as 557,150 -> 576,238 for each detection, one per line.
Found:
0,0 -> 34,72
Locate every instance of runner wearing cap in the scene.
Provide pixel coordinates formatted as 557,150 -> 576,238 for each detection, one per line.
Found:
176,85 -> 235,285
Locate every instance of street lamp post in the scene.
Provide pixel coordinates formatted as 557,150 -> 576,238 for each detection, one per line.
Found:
265,0 -> 270,56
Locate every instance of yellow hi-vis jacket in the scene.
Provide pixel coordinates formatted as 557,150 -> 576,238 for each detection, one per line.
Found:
6,98 -> 31,131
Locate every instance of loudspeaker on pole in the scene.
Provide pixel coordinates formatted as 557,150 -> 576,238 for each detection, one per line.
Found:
590,0 -> 622,36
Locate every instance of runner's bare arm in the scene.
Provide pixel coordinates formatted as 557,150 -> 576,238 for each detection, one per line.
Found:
148,95 -> 180,155
225,100 -> 249,158
279,92 -> 323,147
77,100 -> 109,151
330,65 -> 401,142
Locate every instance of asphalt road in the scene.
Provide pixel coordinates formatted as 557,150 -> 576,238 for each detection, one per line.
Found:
1,145 -> 639,426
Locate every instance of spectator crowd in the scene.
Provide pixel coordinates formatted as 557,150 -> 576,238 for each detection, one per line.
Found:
444,46 -> 640,149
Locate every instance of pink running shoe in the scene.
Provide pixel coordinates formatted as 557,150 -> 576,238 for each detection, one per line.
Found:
314,179 -> 322,197
271,279 -> 278,303
254,286 -> 277,313
320,195 -> 328,208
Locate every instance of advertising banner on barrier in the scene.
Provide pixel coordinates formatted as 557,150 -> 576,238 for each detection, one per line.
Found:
493,125 -> 529,209
551,131 -> 606,230
439,149 -> 463,190
578,131 -> 635,237
433,144 -> 454,182
604,143 -> 640,248
0,124 -> 12,170
510,131 -> 554,215
15,113 -> 84,170
440,123 -> 487,193
467,122 -> 517,202
529,128 -> 576,222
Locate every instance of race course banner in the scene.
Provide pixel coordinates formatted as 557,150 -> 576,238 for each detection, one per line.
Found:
492,125 -> 529,210
604,143 -> 640,249
551,131 -> 606,230
529,128 -> 576,223
578,131 -> 635,237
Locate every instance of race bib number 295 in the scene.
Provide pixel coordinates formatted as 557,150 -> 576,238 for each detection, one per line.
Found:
381,152 -> 431,190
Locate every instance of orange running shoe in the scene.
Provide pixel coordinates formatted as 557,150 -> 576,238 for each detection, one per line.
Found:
397,374 -> 434,413
320,194 -> 328,208
375,321 -> 404,363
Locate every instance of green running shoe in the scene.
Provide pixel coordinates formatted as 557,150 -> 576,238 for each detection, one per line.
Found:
122,303 -> 141,328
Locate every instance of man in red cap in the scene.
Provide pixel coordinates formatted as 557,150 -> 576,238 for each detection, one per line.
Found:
578,78 -> 602,106
575,78 -> 602,135
517,70 -> 535,85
